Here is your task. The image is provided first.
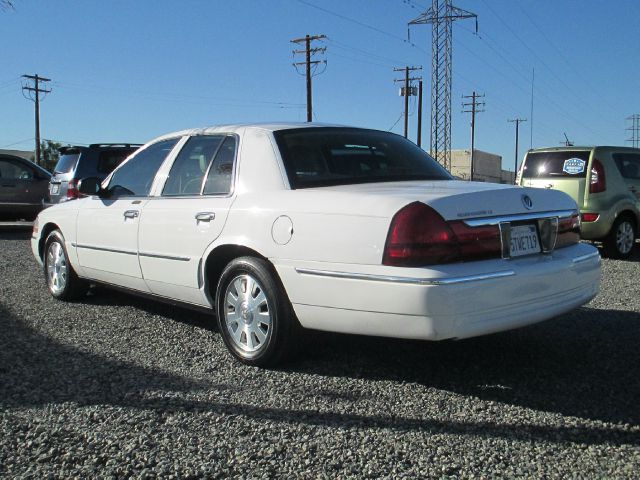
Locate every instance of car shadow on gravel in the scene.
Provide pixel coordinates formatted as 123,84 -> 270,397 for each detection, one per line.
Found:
0,228 -> 32,241
0,303 -> 209,409
293,306 -> 640,430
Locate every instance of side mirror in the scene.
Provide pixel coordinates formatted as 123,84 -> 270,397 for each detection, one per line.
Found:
78,177 -> 104,196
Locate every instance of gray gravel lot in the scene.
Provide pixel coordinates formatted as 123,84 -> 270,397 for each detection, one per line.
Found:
1,226 -> 639,478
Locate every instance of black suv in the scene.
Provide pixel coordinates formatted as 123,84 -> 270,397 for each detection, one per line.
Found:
49,143 -> 141,204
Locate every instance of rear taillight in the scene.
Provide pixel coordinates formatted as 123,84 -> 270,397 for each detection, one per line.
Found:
581,212 -> 599,223
555,213 -> 581,249
382,202 -> 501,267
589,159 -> 606,193
66,179 -> 84,200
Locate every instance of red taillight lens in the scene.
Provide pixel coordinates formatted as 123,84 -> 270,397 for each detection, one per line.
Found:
66,179 -> 87,200
589,159 -> 606,193
382,202 -> 501,267
383,202 -> 459,266
66,179 -> 79,199
556,213 -> 581,249
581,212 -> 599,223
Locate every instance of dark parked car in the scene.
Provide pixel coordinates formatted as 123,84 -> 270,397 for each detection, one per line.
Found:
0,154 -> 52,221
49,143 -> 140,204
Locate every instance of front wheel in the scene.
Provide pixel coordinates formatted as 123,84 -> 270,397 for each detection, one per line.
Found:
215,257 -> 297,367
44,230 -> 88,300
603,216 -> 636,259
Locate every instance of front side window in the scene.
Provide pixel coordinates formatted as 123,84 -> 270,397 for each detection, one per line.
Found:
613,153 -> 640,180
273,127 -> 451,189
163,136 -> 225,196
107,138 -> 179,197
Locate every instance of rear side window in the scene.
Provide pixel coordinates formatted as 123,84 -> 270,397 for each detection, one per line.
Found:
522,151 -> 591,179
97,150 -> 135,174
274,127 -> 451,188
54,153 -> 80,174
613,153 -> 640,180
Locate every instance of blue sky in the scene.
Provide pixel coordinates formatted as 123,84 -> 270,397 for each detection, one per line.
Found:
2,0 -> 639,171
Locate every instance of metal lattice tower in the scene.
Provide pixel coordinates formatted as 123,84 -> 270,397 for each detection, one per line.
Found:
626,114 -> 640,148
409,0 -> 476,170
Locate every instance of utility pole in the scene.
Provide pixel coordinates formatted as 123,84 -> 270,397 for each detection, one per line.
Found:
408,0 -> 478,169
417,80 -> 423,148
626,114 -> 640,148
508,118 -> 527,181
21,74 -> 51,166
462,91 -> 485,181
291,34 -> 326,122
393,66 -> 422,139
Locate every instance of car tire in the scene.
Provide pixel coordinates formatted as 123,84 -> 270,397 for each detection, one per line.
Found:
215,256 -> 297,367
44,230 -> 88,300
603,216 -> 636,259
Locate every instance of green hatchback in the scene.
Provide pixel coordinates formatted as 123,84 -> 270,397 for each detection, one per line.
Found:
518,146 -> 640,258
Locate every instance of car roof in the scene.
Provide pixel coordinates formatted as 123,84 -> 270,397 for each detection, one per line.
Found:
527,146 -> 640,153
150,122 -> 352,143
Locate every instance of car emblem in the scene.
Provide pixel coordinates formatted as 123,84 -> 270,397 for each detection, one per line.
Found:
522,194 -> 533,210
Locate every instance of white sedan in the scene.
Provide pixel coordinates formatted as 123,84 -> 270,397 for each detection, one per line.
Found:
32,123 -> 601,366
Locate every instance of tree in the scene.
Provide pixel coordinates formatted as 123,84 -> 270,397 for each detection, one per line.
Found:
34,139 -> 64,172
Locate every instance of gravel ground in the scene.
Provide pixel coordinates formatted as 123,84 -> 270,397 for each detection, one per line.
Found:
1,226 -> 639,478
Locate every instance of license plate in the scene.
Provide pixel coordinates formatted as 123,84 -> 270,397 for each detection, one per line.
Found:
50,184 -> 59,195
510,224 -> 540,257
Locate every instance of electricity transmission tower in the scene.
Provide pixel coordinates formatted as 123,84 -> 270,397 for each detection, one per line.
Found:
291,34 -> 327,122
626,114 -> 640,148
408,0 -> 477,170
393,66 -> 422,139
462,91 -> 485,181
21,74 -> 51,166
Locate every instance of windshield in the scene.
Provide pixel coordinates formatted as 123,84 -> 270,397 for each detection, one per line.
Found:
54,153 -> 80,174
274,127 -> 452,189
523,151 -> 591,179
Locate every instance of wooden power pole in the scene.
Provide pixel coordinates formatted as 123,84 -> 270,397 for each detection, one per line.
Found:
291,35 -> 326,122
22,74 -> 51,166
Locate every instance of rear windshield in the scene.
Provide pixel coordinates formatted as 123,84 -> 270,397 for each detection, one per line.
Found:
274,127 -> 451,188
97,149 -> 135,174
523,151 -> 591,179
53,153 -> 80,174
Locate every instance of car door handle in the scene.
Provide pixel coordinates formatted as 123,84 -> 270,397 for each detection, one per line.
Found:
195,212 -> 215,222
123,210 -> 139,219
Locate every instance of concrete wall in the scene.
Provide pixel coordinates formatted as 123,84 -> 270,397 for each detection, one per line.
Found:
450,149 -> 507,183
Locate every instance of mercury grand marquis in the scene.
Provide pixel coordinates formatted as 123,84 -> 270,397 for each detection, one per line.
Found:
32,124 -> 601,366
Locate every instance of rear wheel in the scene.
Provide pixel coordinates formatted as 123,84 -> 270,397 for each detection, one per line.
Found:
215,256 -> 297,367
603,216 -> 636,259
44,230 -> 88,300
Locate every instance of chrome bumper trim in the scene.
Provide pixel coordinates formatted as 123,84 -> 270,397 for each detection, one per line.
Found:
571,251 -> 601,264
463,209 -> 576,227
295,268 -> 516,286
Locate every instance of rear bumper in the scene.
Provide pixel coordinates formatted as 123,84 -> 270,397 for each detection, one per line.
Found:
274,242 -> 601,340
